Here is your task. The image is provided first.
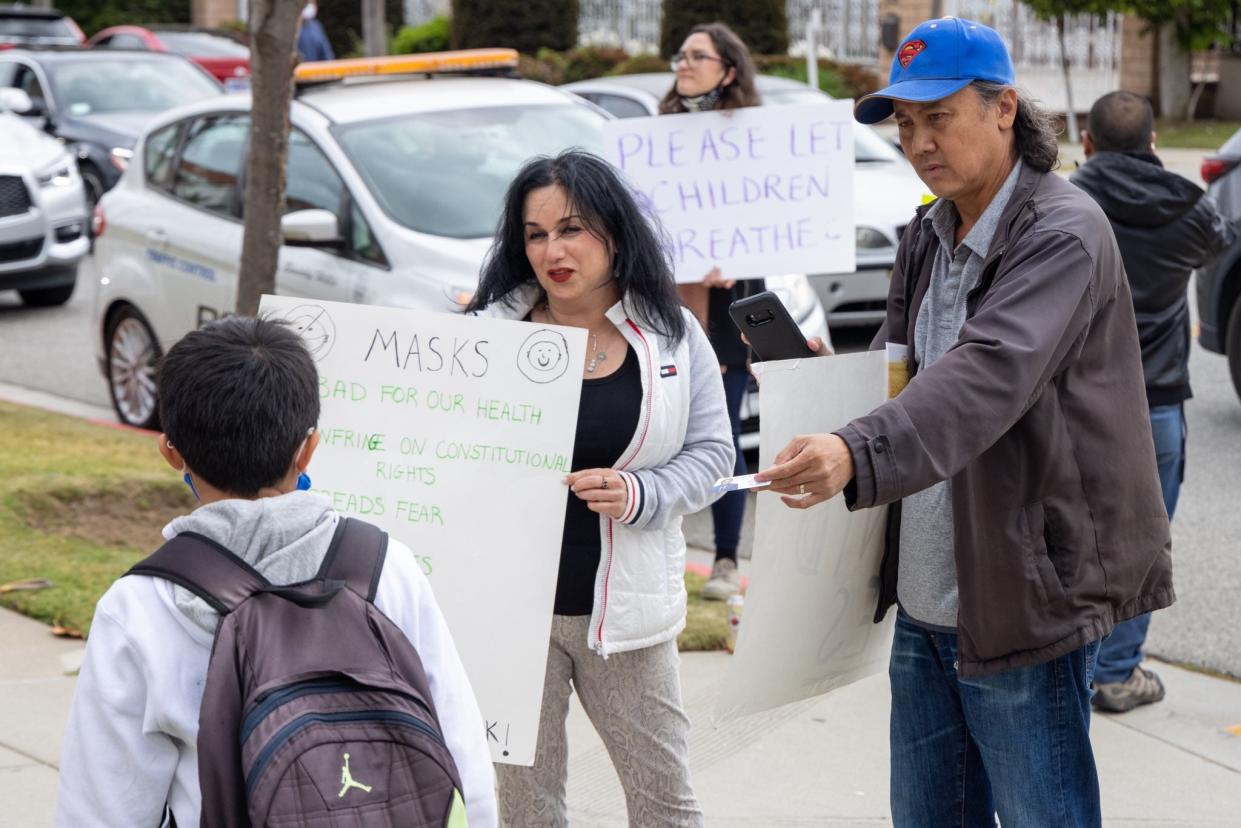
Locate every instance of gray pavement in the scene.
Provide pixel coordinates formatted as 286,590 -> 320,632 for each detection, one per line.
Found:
5,577 -> 1241,826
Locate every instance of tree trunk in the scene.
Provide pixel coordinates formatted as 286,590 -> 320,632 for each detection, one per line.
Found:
236,0 -> 306,316
1057,15 -> 1080,145
1157,22 -> 1192,120
362,0 -> 387,57
1187,79 -> 1207,122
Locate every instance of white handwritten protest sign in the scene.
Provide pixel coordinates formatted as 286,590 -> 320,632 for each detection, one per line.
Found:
715,351 -> 893,722
260,296 -> 586,765
604,102 -> 856,283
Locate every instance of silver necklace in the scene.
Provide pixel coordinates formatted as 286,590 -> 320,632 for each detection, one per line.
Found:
544,303 -> 609,373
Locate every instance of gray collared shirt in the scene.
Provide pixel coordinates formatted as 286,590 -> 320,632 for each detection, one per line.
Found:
897,160 -> 1023,630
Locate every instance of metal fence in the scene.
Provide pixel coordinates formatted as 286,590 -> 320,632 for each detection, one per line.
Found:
577,0 -> 882,60
941,0 -> 1122,112
786,0 -> 880,64
412,0 -> 1126,110
578,0 -> 663,53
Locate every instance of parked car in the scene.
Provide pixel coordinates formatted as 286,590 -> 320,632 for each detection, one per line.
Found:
0,4 -> 83,48
0,87 -> 88,306
0,48 -> 223,215
93,52 -> 827,435
562,72 -> 927,328
1196,128 -> 1241,403
88,25 -> 251,90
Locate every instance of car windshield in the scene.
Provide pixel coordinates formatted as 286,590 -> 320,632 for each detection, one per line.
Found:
48,56 -> 221,115
155,31 -> 250,58
336,103 -> 605,239
0,16 -> 76,41
761,87 -> 901,162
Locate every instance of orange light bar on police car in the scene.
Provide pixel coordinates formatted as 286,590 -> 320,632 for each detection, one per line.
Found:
294,49 -> 518,83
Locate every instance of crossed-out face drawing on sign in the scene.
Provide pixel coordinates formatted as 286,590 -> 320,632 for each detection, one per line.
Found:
518,329 -> 570,383
285,304 -> 337,362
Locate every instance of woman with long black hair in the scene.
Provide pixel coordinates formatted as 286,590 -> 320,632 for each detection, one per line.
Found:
468,150 -> 732,827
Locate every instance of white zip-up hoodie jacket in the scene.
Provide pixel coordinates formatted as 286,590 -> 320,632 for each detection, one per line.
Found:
55,492 -> 497,827
478,287 -> 735,655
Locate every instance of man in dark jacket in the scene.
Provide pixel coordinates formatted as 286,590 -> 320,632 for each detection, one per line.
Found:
757,18 -> 1172,827
1071,90 -> 1235,713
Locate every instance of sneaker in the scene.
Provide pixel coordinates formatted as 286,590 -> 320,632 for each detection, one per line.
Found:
701,558 -> 741,601
1092,666 -> 1166,713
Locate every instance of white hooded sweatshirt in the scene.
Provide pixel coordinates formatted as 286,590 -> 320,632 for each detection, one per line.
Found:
56,491 -> 497,827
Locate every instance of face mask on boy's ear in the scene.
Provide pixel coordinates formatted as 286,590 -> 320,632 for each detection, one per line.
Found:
182,471 -> 201,501
295,427 -> 316,492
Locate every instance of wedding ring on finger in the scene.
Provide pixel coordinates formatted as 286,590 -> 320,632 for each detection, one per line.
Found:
799,483 -> 806,495
602,477 -> 609,490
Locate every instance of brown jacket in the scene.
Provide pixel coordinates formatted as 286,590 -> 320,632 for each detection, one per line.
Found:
836,163 -> 1174,676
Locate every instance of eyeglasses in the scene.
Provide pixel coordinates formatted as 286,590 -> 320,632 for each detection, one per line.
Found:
670,50 -> 727,71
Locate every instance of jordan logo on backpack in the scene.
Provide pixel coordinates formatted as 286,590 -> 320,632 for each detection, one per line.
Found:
338,752 -> 373,798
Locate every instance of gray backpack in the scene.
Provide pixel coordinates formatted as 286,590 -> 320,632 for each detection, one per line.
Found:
128,518 -> 469,827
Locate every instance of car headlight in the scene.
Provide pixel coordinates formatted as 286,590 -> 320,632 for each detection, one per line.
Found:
856,226 -> 891,249
36,159 -> 75,188
765,273 -> 819,323
110,147 -> 133,172
444,284 -> 475,309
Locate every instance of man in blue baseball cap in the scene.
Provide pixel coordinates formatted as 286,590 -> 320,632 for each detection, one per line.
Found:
757,16 -> 1173,826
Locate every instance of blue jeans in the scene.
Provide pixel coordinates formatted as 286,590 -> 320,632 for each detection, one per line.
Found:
1094,402 -> 1185,685
890,611 -> 1101,827
711,364 -> 749,558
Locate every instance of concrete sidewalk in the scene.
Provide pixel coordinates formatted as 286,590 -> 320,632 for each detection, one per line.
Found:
5,587 -> 1241,826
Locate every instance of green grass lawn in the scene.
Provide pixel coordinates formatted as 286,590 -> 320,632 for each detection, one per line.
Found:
0,401 -> 184,636
0,401 -> 732,650
1059,119 -> 1240,151
1153,119 -> 1241,150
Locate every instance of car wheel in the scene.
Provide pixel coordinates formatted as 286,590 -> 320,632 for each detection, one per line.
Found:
19,282 -> 75,307
1227,297 -> 1241,405
106,306 -> 162,430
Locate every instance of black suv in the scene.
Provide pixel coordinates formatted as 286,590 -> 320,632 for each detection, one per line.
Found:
0,48 -> 221,214
1196,128 -> 1241,402
0,5 -> 82,48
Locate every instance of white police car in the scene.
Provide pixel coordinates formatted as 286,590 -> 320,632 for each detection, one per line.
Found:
92,51 -> 599,427
93,51 -> 827,430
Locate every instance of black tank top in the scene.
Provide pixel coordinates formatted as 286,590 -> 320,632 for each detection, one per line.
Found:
554,346 -> 642,615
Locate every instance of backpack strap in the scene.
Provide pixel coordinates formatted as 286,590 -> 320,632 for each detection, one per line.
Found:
317,517 -> 388,602
126,532 -> 270,615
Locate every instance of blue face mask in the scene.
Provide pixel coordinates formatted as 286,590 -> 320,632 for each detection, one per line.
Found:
183,472 -> 310,499
183,472 -> 201,501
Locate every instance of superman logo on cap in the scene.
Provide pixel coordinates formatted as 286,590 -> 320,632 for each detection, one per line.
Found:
898,39 -> 926,68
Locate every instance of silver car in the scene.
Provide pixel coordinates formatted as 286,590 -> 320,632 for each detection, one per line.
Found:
0,87 -> 88,306
563,72 -> 928,328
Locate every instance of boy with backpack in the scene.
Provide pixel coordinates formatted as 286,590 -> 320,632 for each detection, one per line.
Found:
56,316 -> 497,827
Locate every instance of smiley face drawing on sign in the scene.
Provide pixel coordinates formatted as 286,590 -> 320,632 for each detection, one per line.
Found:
285,304 -> 336,362
518,329 -> 570,383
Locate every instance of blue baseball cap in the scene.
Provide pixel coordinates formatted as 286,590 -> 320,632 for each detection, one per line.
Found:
855,17 -> 1014,124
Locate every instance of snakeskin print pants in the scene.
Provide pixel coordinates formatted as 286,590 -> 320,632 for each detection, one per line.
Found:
496,614 -> 703,827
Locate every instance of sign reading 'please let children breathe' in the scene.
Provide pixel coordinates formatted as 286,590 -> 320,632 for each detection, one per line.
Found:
604,101 -> 857,282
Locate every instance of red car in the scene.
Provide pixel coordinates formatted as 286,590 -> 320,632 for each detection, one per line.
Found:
88,25 -> 250,88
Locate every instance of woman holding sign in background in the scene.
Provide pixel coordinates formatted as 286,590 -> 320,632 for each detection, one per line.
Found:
660,22 -> 775,600
468,150 -> 733,827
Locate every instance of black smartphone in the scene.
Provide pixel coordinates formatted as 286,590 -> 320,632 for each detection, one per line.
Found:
728,291 -> 816,362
